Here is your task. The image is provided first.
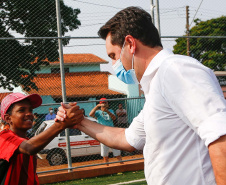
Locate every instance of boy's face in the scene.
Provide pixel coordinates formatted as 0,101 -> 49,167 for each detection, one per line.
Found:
6,99 -> 34,131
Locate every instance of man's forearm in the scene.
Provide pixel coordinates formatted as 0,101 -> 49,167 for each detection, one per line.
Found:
77,118 -> 135,152
208,135 -> 226,185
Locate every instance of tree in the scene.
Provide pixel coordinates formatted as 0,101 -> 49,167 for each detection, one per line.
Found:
0,0 -> 81,91
173,16 -> 226,71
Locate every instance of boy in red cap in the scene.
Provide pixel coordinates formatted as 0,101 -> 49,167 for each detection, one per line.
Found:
0,93 -> 83,185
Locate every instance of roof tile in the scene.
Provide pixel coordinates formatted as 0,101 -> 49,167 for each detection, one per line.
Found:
28,72 -> 124,98
0,93 -> 11,102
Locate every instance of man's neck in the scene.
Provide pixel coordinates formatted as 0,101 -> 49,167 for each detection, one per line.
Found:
135,41 -> 163,81
142,46 -> 163,69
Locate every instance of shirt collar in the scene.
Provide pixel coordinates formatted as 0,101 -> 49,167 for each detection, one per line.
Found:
140,49 -> 174,94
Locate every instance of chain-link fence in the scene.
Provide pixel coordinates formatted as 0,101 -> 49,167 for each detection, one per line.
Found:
0,0 -> 225,175
35,98 -> 144,173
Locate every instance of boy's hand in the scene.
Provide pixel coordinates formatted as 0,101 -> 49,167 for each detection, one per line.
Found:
55,102 -> 84,129
55,102 -> 76,122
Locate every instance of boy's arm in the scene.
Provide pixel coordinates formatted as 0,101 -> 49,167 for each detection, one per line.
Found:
19,105 -> 84,155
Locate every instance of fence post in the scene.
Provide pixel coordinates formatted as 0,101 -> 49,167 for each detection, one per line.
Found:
55,0 -> 72,172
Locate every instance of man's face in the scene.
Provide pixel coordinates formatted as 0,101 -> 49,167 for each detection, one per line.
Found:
49,108 -> 53,114
106,33 -> 133,71
100,101 -> 109,111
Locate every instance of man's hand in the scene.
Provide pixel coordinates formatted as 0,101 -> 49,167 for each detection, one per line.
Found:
97,103 -> 105,108
208,135 -> 226,185
55,102 -> 84,129
99,103 -> 108,112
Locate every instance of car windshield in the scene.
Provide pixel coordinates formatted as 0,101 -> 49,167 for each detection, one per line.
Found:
35,122 -> 47,136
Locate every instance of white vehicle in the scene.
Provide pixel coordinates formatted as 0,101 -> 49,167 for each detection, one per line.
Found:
36,118 -> 101,166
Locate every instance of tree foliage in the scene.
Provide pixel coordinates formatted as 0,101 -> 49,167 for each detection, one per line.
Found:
0,0 -> 81,91
173,16 -> 226,71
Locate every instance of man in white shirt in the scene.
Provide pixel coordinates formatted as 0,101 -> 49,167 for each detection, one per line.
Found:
56,6 -> 226,185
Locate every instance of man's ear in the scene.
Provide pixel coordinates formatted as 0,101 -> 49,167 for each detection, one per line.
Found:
4,114 -> 12,125
125,35 -> 136,54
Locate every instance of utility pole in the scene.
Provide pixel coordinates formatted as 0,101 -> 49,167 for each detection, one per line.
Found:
186,6 -> 190,56
150,0 -> 155,25
156,0 -> 161,36
56,0 -> 72,172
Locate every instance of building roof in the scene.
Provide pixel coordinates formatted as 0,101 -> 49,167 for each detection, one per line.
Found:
0,92 -> 11,103
221,86 -> 226,98
27,71 -> 124,98
49,54 -> 108,65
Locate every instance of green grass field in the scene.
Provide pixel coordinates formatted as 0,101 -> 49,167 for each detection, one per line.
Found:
44,170 -> 146,185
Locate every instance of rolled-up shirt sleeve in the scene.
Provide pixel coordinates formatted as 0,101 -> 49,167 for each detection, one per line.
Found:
162,58 -> 226,147
125,110 -> 146,150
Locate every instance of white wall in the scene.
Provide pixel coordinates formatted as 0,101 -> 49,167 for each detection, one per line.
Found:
108,75 -> 139,97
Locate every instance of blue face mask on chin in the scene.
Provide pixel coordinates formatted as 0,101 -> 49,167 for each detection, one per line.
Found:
112,42 -> 139,84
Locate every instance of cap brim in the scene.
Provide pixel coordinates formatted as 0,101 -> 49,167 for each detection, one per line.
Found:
26,94 -> 42,108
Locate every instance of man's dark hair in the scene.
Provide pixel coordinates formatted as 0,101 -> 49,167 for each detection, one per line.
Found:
98,6 -> 162,48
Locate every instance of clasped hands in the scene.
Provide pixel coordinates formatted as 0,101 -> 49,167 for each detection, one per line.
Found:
55,102 -> 84,129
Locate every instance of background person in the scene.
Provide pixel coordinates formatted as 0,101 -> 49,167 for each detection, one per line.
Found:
45,107 -> 56,120
0,93 -> 83,185
89,98 -> 123,165
54,107 -> 58,115
56,7 -> 226,185
116,103 -> 128,128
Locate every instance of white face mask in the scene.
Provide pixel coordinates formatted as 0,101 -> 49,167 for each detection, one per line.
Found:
112,41 -> 139,84
50,110 -> 53,113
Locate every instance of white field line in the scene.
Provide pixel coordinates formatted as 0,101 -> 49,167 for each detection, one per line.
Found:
109,178 -> 146,185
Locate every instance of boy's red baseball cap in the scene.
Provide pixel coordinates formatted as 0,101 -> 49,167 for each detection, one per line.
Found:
1,93 -> 42,120
99,98 -> 107,104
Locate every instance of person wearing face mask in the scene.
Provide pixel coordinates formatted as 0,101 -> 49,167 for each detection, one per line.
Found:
56,7 -> 226,185
45,107 -> 56,121
112,41 -> 139,85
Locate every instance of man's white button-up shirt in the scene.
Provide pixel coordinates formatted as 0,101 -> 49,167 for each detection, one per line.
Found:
125,49 -> 226,185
